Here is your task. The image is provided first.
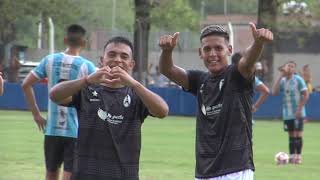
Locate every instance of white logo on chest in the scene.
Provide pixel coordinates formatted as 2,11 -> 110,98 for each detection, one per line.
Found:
97,108 -> 124,124
97,108 -> 107,120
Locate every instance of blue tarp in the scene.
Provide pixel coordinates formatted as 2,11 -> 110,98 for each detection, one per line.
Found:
0,82 -> 47,111
1,82 -> 319,120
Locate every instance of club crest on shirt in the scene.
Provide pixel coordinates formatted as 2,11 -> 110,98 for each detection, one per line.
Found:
123,94 -> 131,107
219,79 -> 224,91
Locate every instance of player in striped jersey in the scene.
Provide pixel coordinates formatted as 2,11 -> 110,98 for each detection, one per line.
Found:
272,61 -> 309,164
22,24 -> 96,180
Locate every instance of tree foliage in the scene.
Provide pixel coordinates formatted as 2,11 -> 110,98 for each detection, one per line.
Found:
277,0 -> 320,31
0,0 -> 82,48
76,0 -> 134,31
151,0 -> 200,31
188,0 -> 258,16
0,0 -> 36,44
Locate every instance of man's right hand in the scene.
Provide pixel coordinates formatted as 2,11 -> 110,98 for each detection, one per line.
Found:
33,113 -> 46,132
159,32 -> 179,51
86,66 -> 113,85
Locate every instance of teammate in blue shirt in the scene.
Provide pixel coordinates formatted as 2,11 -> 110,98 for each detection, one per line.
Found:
22,24 -> 96,180
232,52 -> 270,114
272,61 -> 309,164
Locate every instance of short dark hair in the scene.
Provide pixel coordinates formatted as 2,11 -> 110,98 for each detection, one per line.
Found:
66,24 -> 86,47
103,36 -> 134,55
231,52 -> 242,64
285,60 -> 297,66
200,25 -> 229,42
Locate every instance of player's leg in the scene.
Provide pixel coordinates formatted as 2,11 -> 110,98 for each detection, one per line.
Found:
62,170 -> 72,180
45,136 -> 64,180
62,137 -> 76,180
284,120 -> 295,163
294,118 -> 304,164
46,170 -> 60,180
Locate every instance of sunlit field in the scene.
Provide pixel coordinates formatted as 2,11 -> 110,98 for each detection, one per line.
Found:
0,110 -> 319,180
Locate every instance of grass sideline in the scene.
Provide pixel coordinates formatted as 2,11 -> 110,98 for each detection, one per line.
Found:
0,110 -> 319,180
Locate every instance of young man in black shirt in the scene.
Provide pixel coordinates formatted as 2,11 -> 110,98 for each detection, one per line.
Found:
158,23 -> 273,179
50,36 -> 169,180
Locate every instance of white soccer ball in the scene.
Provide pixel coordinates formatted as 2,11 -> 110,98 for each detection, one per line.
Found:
274,152 -> 289,165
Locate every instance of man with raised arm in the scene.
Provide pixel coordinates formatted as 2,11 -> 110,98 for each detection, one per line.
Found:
158,23 -> 273,180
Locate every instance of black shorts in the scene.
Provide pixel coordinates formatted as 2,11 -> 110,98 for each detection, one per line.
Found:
44,135 -> 76,172
283,118 -> 304,132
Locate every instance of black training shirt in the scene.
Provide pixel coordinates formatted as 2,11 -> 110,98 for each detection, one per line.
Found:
186,65 -> 254,178
69,85 -> 149,180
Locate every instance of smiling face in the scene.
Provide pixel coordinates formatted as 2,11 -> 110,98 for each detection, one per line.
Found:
199,35 -> 232,75
100,42 -> 135,72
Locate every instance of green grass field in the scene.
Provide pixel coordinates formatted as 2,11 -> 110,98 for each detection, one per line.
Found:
0,110 -> 320,180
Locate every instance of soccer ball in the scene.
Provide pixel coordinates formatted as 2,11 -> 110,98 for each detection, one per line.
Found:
274,152 -> 289,165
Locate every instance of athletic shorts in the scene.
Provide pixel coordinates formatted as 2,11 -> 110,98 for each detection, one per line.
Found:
283,118 -> 304,132
195,169 -> 254,180
44,135 -> 76,172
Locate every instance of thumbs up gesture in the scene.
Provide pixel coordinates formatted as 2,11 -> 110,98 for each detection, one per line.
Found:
249,22 -> 273,44
159,32 -> 180,51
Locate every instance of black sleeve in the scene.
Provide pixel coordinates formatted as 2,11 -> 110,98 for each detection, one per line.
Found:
184,70 -> 206,96
136,98 -> 150,124
229,64 -> 254,91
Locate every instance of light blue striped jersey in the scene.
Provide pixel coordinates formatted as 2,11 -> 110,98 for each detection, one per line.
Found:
254,76 -> 262,88
280,74 -> 307,120
32,52 -> 96,138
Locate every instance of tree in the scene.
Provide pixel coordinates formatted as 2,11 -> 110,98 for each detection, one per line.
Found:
134,0 -> 199,84
187,0 -> 258,16
0,1 -> 31,65
151,0 -> 199,31
257,0 -> 278,86
0,0 -> 42,81
133,0 -> 157,84
0,0 -> 81,81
